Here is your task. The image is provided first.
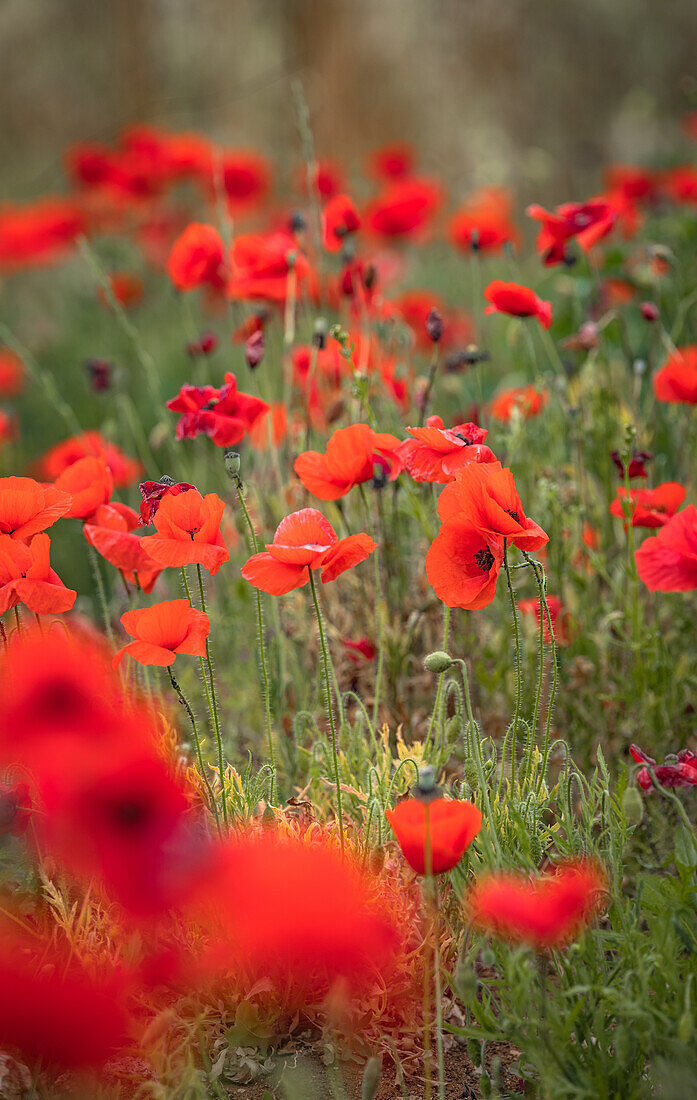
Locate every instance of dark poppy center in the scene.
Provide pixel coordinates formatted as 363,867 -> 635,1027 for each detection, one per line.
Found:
113,799 -> 149,829
474,546 -> 495,572
506,509 -> 521,523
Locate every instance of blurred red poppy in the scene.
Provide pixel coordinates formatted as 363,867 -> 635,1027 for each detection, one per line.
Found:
294,423 -> 402,500
367,142 -> 416,181
344,635 -> 377,662
241,508 -> 375,595
364,178 -> 442,240
167,372 -> 269,447
635,505 -> 697,592
527,197 -> 617,264
0,476 -> 71,539
518,594 -> 568,645
484,280 -> 552,329
653,346 -> 697,404
322,193 -> 361,252
55,454 -> 114,520
610,482 -> 686,528
36,431 -> 142,487
449,188 -> 519,253
0,349 -> 25,396
489,385 -> 548,422
99,271 -> 144,309
386,797 -> 482,874
113,598 -> 209,668
398,415 -> 496,483
0,197 -> 85,272
167,223 -> 226,292
228,231 -> 316,303
468,861 -> 606,949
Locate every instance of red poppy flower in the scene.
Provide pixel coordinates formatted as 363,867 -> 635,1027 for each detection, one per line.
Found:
294,423 -> 403,500
187,330 -> 218,357
0,946 -> 131,1071
0,780 -> 32,837
0,476 -> 71,539
219,149 -> 271,211
55,454 -> 114,520
489,385 -> 548,423
386,797 -> 482,874
141,489 -> 229,575
113,598 -> 209,668
449,188 -> 519,253
653,346 -> 697,404
306,158 -> 345,201
610,449 -> 652,481
241,508 -> 375,596
291,342 -> 353,389
468,861 -> 606,950
231,310 -> 268,344
228,232 -> 316,304
527,198 -> 617,264
635,505 -> 697,592
630,744 -> 697,791
99,271 -> 144,309
0,197 -> 85,272
610,482 -> 686,529
367,142 -> 416,181
484,280 -> 552,329
167,223 -> 226,292
248,402 -> 288,450
0,411 -> 16,450
36,431 -> 142,487
437,462 -> 549,552
322,193 -> 361,252
344,635 -> 377,662
397,415 -> 496,483
139,479 -> 195,526
518,594 -> 568,645
0,533 -> 76,615
167,372 -> 269,447
0,349 -> 24,396
197,832 -> 397,997
364,178 -> 442,240
426,522 -> 504,610
84,502 -> 162,591
662,165 -> 697,206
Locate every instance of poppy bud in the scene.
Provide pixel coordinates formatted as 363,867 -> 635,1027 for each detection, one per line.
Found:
285,249 -> 297,269
369,845 -> 385,874
224,450 -> 241,479
445,715 -> 460,743
640,301 -> 659,322
245,329 -> 265,370
187,331 -> 218,357
289,210 -> 307,233
363,263 -> 377,291
313,318 -> 328,350
424,650 -> 454,674
413,766 -> 443,804
361,1057 -> 382,1100
463,758 -> 479,790
425,308 -> 444,344
467,1039 -> 481,1065
481,948 -> 496,967
622,785 -> 643,827
85,358 -> 113,392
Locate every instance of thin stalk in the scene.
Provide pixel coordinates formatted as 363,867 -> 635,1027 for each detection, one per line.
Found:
423,806 -> 434,1100
358,484 -> 385,728
181,567 -> 228,825
86,541 -> 114,645
167,666 -> 220,830
308,569 -> 345,853
233,479 -> 277,803
418,343 -> 440,427
425,604 -> 451,753
431,877 -> 446,1100
501,541 -> 522,791
523,553 -> 547,774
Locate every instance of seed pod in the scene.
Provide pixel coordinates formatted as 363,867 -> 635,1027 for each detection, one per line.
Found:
678,1010 -> 694,1043
361,1056 -> 382,1100
369,846 -> 385,874
424,650 -> 453,674
463,758 -> 479,790
622,786 -> 643,828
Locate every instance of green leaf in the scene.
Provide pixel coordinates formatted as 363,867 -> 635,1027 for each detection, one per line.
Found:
675,824 -> 697,871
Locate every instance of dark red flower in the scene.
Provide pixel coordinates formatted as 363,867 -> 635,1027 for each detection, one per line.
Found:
187,331 -> 218,357
167,372 -> 269,447
220,149 -> 271,212
630,744 -> 697,791
245,329 -> 265,369
611,449 -> 652,480
139,479 -> 195,526
322,194 -> 361,252
610,482 -> 686,529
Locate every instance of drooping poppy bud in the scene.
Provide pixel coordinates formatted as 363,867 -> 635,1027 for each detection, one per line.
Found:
245,329 -> 265,370
85,358 -> 113,393
425,308 -> 444,344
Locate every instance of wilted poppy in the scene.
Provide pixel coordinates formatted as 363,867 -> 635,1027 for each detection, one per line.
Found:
139,478 -> 195,526
113,598 -> 209,667
386,796 -> 482,874
635,505 -> 697,592
610,483 -> 686,528
489,385 -> 548,422
141,488 -> 229,575
0,476 -> 71,539
449,188 -> 519,254
653,346 -> 697,404
167,372 -> 269,447
166,223 -> 226,292
630,744 -> 697,791
397,415 -> 496,483
0,533 -> 76,615
294,423 -> 402,500
84,502 -> 162,591
610,449 -> 652,480
484,280 -> 552,329
55,454 -> 114,519
467,861 -> 606,949
241,508 -> 375,595
322,194 -> 361,252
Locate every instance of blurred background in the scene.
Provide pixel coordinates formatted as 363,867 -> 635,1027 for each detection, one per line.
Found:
2,0 -> 696,206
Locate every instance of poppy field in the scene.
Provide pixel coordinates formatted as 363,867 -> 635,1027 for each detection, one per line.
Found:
1,104 -> 697,1100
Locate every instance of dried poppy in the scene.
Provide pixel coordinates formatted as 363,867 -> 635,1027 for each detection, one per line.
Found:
139,478 -> 195,526
141,488 -> 229,575
166,223 -> 226,292
364,178 -> 442,240
167,372 -> 269,448
241,508 -> 375,596
55,454 -> 114,519
653,346 -> 697,404
36,431 -> 142,487
294,423 -> 402,500
0,533 -> 76,615
449,187 -> 519,254
397,415 -> 496,483
84,502 -> 162,591
610,482 -> 686,529
484,280 -> 552,329
0,349 -> 24,396
0,475 -> 71,539
0,780 -> 32,837
322,193 -> 361,252
489,385 -> 548,422
386,797 -> 481,874
635,505 -> 697,592
113,598 -> 209,667
630,744 -> 697,791
467,861 -> 606,950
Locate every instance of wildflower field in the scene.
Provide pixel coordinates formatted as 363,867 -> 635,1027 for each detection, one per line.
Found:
2,92 -> 697,1100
